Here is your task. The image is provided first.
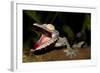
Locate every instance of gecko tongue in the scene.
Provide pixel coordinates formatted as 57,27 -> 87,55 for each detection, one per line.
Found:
34,34 -> 50,49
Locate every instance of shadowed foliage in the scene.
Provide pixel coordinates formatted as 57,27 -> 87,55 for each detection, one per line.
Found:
23,10 -> 91,62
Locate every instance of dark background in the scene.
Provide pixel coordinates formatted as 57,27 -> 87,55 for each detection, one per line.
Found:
23,10 -> 91,51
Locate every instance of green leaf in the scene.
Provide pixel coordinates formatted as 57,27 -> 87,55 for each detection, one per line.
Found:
62,25 -> 75,42
82,14 -> 91,31
25,11 -> 41,23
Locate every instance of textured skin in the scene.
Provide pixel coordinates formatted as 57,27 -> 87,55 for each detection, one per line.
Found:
31,23 -> 84,58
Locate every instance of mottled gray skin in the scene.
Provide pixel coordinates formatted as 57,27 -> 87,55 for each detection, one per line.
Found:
31,23 -> 84,58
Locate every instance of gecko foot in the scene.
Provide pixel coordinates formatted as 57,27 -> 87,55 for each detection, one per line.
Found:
63,48 -> 79,58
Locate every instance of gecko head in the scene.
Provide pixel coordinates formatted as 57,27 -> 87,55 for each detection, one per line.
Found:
31,23 -> 57,52
33,23 -> 55,32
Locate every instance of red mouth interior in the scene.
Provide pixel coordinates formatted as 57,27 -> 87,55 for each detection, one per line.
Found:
34,34 -> 50,49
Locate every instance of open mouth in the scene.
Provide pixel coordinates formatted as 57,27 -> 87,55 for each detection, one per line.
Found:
32,23 -> 58,51
34,34 -> 51,49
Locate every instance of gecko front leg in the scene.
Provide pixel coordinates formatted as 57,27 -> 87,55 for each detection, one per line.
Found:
63,37 -> 79,58
63,37 -> 85,58
55,37 -> 78,58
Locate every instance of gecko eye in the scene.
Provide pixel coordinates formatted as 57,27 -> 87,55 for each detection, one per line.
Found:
46,24 -> 55,31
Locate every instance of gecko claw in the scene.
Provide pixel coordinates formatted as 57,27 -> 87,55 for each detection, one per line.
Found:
64,48 -> 79,58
